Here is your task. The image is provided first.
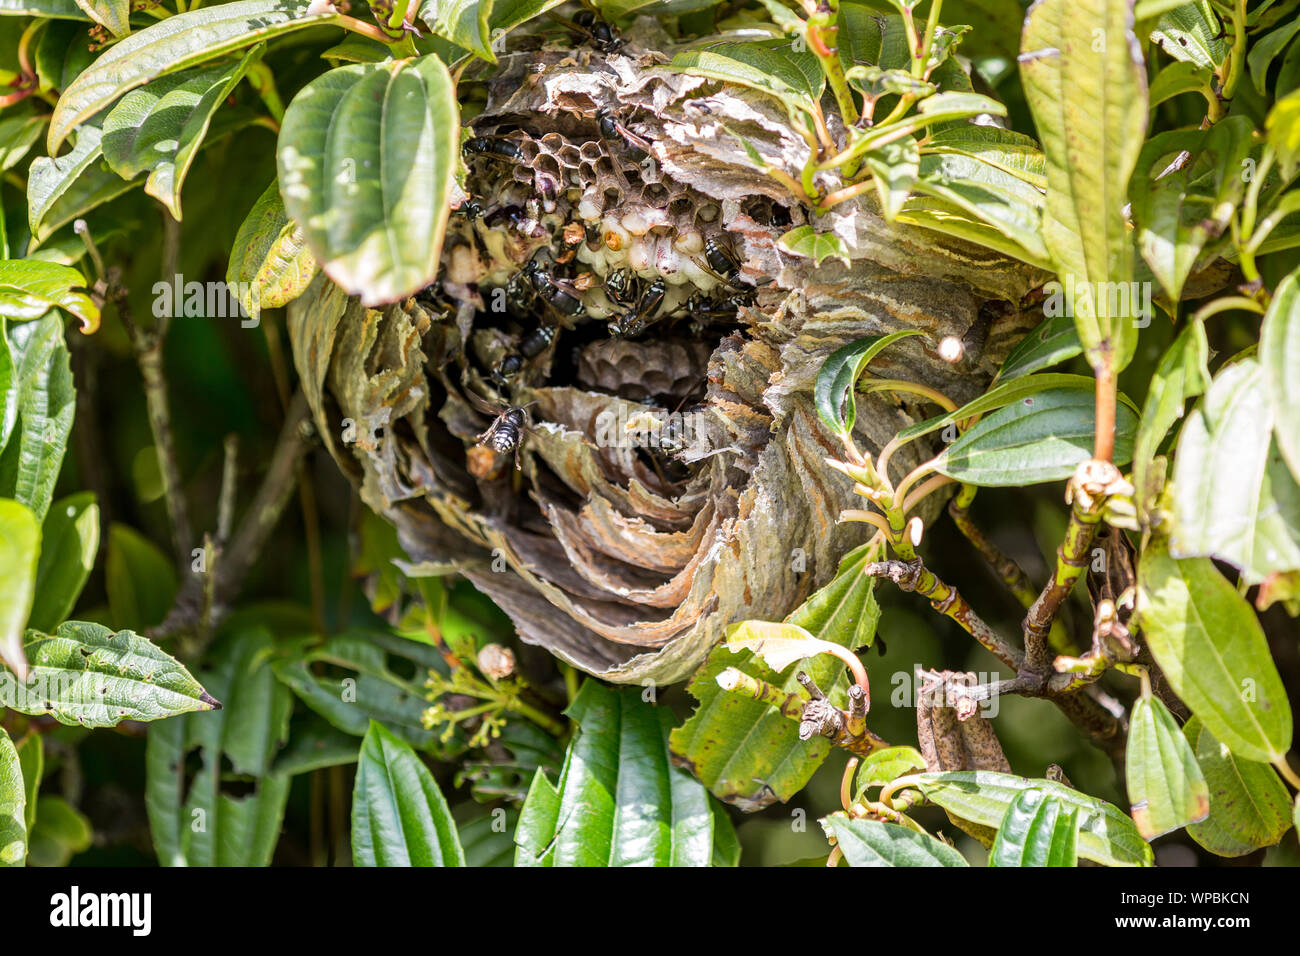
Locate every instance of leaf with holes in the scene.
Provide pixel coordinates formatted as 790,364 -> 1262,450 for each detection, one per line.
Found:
4,621 -> 220,727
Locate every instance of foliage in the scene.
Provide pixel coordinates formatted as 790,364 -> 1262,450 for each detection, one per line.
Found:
0,0 -> 1296,870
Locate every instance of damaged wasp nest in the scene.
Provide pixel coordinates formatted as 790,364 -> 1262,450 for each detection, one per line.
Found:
289,20 -> 1042,685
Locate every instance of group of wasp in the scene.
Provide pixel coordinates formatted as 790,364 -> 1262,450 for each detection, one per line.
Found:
446,9 -> 758,469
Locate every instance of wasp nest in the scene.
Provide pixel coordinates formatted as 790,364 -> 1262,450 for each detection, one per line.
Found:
289,21 -> 1042,685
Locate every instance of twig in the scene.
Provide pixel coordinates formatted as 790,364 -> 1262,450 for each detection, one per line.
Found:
864,558 -> 1023,669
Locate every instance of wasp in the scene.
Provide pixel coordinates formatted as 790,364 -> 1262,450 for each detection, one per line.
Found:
604,268 -> 638,306
702,234 -> 744,287
467,390 -> 534,470
571,10 -> 623,53
492,323 -> 558,387
610,277 -> 666,338
453,198 -> 484,221
463,136 -> 526,164
596,107 -> 652,162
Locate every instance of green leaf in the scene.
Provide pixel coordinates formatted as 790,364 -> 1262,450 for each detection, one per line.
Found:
488,0 -> 563,33
270,718 -> 360,776
897,373 -> 1104,445
814,330 -> 925,436
1267,89 -> 1300,180
457,805 -> 518,866
105,522 -> 177,631
144,627 -> 288,866
517,682 -> 715,866
914,770 -> 1153,866
48,0 -> 338,154
1131,119 -> 1252,304
28,492 -> 98,633
27,125 -> 140,246
1126,695 -> 1209,839
352,720 -> 464,866
1170,359 -> 1300,583
897,194 -> 1055,271
931,386 -> 1137,486
1148,59 -> 1211,110
272,630 -> 464,756
0,728 -> 25,866
25,795 -> 92,866
666,40 -> 824,123
226,179 -> 317,323
995,313 -> 1083,381
1184,717 -> 1293,857
102,50 -> 263,220
0,498 -> 39,681
1021,0 -> 1148,373
0,0 -> 87,16
990,789 -> 1079,866
3,620 -> 220,726
277,55 -> 459,306
15,733 -> 41,833
0,259 -> 99,332
1137,538 -> 1292,763
862,135 -> 919,222
670,542 -> 880,810
34,22 -> 96,95
0,115 -> 47,173
777,224 -> 851,268
724,619 -> 849,673
925,125 -> 1047,191
823,813 -> 968,867
1150,1 -> 1227,69
73,0 -> 129,38
1248,17 -> 1300,97
1261,269 -> 1300,479
1132,320 -> 1208,517
418,0 -> 495,62
853,745 -> 927,800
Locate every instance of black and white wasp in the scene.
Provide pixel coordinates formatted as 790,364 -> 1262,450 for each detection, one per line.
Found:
467,389 -> 535,470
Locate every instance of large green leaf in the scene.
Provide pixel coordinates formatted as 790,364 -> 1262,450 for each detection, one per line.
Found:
0,0 -> 87,17
1150,1 -> 1227,69
516,682 -> 716,866
995,313 -> 1083,382
989,789 -> 1079,867
670,542 -> 879,810
3,621 -> 219,726
272,630 -> 465,756
48,0 -> 338,153
1261,270 -> 1300,479
1021,0 -> 1147,373
0,260 -> 99,331
667,41 -> 824,124
145,627 -> 289,866
1170,359 -> 1300,583
1248,16 -> 1300,97
823,813 -> 968,867
28,492 -> 98,633
418,0 -> 494,61
894,373 -> 1105,445
914,770 -> 1152,866
1184,718 -> 1293,857
0,115 -> 46,173
0,315 -> 75,524
352,720 -> 464,866
1132,321 -> 1208,517
1126,695 -> 1208,839
277,55 -> 459,305
931,386 -> 1137,486
0,728 -> 25,867
814,330 -> 924,437
0,498 -> 39,682
226,179 -> 317,323
101,50 -> 263,220
1137,539 -> 1292,763
27,125 -> 140,246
